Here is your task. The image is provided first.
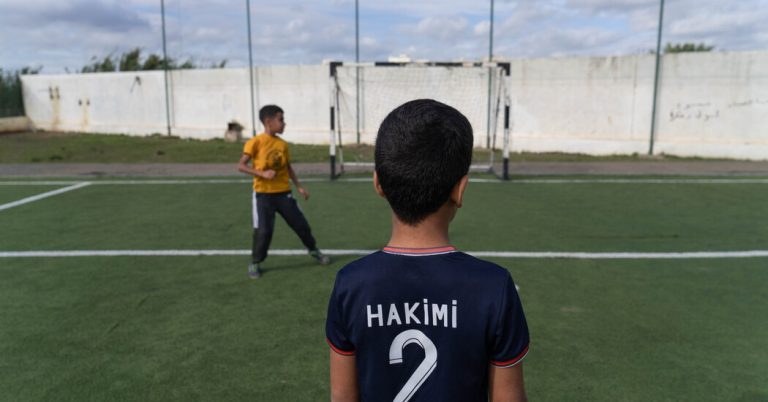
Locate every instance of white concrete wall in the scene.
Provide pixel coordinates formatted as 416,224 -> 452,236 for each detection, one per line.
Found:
21,65 -> 329,143
655,51 -> 768,160
22,71 -> 168,135
506,51 -> 768,159
507,55 -> 655,155
21,51 -> 768,160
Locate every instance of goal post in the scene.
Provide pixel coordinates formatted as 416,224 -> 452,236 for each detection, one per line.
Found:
328,61 -> 343,180
328,61 -> 511,180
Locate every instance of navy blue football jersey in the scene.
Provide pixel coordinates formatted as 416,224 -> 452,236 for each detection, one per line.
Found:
326,246 -> 529,402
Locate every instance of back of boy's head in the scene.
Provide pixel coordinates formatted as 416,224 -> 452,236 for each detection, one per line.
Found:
259,104 -> 283,124
375,99 -> 473,225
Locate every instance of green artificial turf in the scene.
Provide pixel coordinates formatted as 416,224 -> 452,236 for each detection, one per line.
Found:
506,258 -> 768,402
1,178 -> 767,401
2,180 -> 767,252
0,255 -> 338,401
0,185 -> 68,205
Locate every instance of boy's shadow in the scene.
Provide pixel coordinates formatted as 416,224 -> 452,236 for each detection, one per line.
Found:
258,255 -> 358,275
261,260 -> 319,274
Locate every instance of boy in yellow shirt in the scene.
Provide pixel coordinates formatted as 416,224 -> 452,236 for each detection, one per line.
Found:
237,105 -> 330,279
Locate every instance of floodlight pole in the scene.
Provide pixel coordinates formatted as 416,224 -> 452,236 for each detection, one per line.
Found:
649,0 -> 665,155
486,0 -> 495,149
246,0 -> 257,136
160,0 -> 172,136
355,0 -> 361,144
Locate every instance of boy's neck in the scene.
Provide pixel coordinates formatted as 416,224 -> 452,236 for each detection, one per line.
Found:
386,205 -> 454,249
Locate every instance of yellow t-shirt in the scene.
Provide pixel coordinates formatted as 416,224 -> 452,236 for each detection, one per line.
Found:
243,133 -> 291,193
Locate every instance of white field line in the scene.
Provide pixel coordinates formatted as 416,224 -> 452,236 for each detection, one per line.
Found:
512,178 -> 768,184
0,182 -> 92,212
0,179 -> 250,185
1,178 -> 768,186
2,249 -> 768,259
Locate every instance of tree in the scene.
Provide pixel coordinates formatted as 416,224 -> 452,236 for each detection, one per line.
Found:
141,54 -> 175,70
0,66 -> 41,117
664,42 -> 715,53
178,59 -> 196,69
81,54 -> 117,73
119,48 -> 142,71
81,49 -> 229,72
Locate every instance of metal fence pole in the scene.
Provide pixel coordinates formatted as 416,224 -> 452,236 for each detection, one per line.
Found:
246,0 -> 257,137
161,0 -> 172,136
355,0 -> 361,144
649,0 -> 665,155
485,0 -> 495,149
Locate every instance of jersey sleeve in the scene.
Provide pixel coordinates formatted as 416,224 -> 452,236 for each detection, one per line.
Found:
326,276 -> 356,356
490,273 -> 530,367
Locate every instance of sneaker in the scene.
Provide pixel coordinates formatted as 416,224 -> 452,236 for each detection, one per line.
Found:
309,249 -> 331,265
248,262 -> 262,279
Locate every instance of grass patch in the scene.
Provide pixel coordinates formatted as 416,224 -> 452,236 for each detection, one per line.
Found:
0,131 -> 736,164
0,185 -> 69,205
0,131 -> 274,164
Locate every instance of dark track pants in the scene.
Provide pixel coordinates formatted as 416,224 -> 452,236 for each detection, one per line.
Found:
251,191 -> 317,263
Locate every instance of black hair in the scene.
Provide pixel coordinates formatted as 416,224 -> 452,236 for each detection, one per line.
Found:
375,99 -> 473,225
259,104 -> 283,123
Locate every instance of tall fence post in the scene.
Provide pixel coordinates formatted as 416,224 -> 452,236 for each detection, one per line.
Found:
649,0 -> 666,155
160,0 -> 172,137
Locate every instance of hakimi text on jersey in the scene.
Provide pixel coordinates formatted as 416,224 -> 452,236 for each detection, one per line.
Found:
366,299 -> 458,328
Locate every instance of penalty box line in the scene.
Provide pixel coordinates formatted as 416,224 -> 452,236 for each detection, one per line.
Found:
2,249 -> 768,259
0,182 -> 92,212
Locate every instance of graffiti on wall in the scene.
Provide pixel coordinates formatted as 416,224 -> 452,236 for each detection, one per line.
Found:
668,102 -> 719,122
727,98 -> 768,109
669,98 -> 767,123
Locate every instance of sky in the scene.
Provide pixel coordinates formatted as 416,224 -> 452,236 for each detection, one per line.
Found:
1,0 -> 766,73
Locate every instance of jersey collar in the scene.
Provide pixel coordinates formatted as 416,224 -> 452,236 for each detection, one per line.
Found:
382,245 -> 458,256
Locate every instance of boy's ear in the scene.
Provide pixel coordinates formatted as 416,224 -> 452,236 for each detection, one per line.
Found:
373,171 -> 386,198
450,175 -> 470,208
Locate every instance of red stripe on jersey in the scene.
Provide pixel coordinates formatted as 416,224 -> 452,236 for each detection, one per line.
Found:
490,345 -> 529,367
382,245 -> 457,255
327,338 -> 356,356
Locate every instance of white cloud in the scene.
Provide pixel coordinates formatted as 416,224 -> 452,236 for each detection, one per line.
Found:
567,0 -> 659,14
0,0 -> 766,72
412,16 -> 470,41
474,21 -> 490,36
286,19 -> 308,34
669,10 -> 762,36
499,27 -> 622,58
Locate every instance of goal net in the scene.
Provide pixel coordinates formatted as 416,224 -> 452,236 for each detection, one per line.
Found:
328,61 -> 511,180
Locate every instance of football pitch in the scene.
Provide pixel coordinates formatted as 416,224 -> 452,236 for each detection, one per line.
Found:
1,175 -> 767,401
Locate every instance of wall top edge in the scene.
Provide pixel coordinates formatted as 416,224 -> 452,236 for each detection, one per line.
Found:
19,64 -> 329,79
20,50 -> 768,78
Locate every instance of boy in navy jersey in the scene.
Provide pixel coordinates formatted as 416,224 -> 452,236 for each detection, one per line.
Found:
326,99 -> 529,402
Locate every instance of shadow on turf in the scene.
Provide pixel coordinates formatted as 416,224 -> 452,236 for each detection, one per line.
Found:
249,256 -> 355,275
254,256 -> 356,276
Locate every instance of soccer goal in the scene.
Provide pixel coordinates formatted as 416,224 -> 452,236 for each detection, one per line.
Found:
328,61 -> 512,180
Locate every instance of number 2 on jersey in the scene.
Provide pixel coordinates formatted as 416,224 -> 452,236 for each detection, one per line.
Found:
389,329 -> 438,402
